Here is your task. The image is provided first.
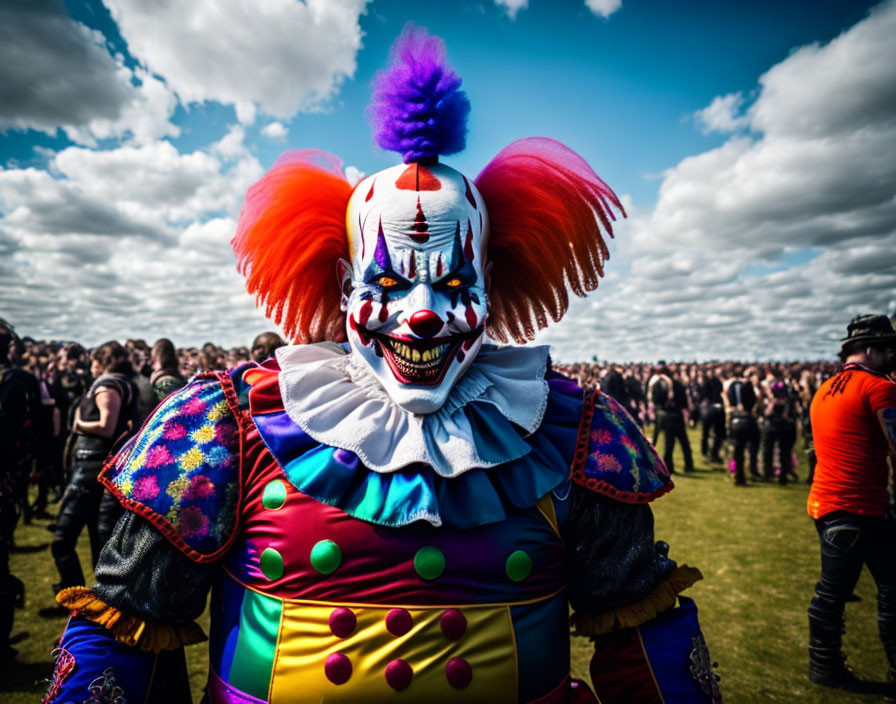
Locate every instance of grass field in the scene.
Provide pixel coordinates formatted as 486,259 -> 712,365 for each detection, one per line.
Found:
4,425 -> 892,703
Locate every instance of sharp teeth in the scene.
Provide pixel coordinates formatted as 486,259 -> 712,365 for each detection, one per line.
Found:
423,349 -> 432,363
412,348 -> 421,362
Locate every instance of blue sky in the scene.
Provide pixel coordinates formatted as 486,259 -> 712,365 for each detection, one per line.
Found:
1,0 -> 894,360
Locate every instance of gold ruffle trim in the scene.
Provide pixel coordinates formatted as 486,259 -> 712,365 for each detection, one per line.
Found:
56,586 -> 207,653
572,565 -> 703,636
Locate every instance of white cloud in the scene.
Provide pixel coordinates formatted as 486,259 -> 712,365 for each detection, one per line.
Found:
540,1 -> 896,361
494,0 -> 528,20
0,137 -> 270,346
344,165 -> 365,185
694,92 -> 749,134
211,125 -> 251,162
0,0 -> 178,145
102,0 -> 369,120
3,1 -> 893,359
585,0 -> 622,19
261,121 -> 288,140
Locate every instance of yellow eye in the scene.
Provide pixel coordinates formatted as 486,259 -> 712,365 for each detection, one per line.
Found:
445,278 -> 462,288
378,276 -> 398,288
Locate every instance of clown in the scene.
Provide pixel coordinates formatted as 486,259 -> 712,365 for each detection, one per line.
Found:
45,27 -> 719,704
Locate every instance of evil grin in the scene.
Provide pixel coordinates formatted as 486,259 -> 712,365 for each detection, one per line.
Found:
351,319 -> 484,386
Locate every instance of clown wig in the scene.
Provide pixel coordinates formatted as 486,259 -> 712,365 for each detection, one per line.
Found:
233,25 -> 625,345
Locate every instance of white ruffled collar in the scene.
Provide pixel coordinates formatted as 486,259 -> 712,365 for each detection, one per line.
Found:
275,342 -> 550,477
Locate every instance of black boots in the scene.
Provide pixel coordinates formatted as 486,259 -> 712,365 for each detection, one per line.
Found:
809,612 -> 896,695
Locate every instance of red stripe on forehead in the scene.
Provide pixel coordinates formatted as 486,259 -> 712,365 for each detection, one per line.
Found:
395,164 -> 442,191
410,196 -> 429,243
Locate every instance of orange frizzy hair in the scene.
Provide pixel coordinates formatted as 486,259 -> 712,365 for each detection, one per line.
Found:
232,150 -> 352,343
475,137 -> 626,344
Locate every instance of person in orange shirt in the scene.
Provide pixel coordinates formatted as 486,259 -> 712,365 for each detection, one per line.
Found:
808,314 -> 896,694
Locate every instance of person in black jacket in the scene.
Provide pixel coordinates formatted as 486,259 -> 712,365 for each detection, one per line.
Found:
0,319 -> 39,664
649,363 -> 695,474
700,368 -> 726,464
723,366 -> 760,486
51,341 -> 137,593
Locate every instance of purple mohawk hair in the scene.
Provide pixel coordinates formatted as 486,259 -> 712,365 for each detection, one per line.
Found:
368,24 -> 470,164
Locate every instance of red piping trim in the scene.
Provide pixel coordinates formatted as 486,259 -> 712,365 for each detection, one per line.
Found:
570,388 -> 673,504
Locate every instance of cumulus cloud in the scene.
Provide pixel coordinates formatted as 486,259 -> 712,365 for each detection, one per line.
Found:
261,122 -> 288,140
585,0 -> 622,19
494,0 -> 528,20
0,0 -> 177,145
0,136 -> 271,346
540,1 -> 896,361
102,0 -> 369,120
3,1 -> 892,358
694,92 -> 749,134
344,165 -> 365,186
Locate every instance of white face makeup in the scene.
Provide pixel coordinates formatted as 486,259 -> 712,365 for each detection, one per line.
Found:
344,162 -> 489,414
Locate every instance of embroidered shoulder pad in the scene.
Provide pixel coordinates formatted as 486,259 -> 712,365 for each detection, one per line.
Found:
571,389 -> 672,503
100,372 -> 243,562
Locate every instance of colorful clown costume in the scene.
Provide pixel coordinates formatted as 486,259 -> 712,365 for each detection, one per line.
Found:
45,25 -> 720,704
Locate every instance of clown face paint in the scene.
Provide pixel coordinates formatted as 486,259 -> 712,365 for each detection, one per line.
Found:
344,162 -> 489,414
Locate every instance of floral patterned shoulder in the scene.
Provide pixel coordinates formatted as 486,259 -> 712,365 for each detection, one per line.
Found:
571,388 -> 672,503
100,371 -> 244,562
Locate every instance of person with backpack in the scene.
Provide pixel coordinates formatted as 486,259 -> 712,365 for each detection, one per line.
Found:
723,366 -> 760,486
648,363 -> 695,474
761,378 -> 799,484
149,337 -> 187,402
51,341 -> 138,593
700,367 -> 726,464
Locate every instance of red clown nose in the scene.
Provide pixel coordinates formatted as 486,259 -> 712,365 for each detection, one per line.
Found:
408,310 -> 443,338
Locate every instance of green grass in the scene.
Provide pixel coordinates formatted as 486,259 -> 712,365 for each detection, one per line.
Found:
5,426 -> 890,703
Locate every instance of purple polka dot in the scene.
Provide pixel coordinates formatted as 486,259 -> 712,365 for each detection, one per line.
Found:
333,448 -> 358,468
385,608 -> 414,637
440,609 -> 467,640
445,657 -> 472,689
384,658 -> 413,691
324,652 -> 352,685
328,608 -> 357,639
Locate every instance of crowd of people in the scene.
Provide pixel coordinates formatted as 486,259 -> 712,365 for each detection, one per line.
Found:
555,358 -> 840,484
1,316 -> 893,696
0,321 -> 287,664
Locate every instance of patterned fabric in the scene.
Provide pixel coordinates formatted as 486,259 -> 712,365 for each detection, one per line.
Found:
41,648 -> 76,704
45,615 -> 158,703
84,669 -> 127,704
100,373 -> 242,561
572,389 -> 672,503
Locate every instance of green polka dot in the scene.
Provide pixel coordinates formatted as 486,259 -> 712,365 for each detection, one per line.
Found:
505,550 -> 532,582
414,546 -> 446,580
260,547 -> 284,581
262,480 -> 287,510
310,540 -> 342,575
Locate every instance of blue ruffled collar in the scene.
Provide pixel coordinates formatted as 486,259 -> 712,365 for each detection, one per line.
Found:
248,350 -> 583,529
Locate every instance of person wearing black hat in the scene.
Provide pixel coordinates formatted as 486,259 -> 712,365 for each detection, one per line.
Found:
807,314 -> 896,694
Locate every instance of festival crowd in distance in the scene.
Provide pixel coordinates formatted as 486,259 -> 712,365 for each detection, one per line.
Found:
0,318 -> 871,666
